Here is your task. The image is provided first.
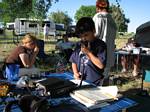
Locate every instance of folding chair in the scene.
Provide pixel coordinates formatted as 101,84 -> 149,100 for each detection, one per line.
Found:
140,55 -> 150,96
143,70 -> 150,88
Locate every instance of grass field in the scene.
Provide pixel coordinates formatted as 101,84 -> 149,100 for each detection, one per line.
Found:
0,30 -> 150,112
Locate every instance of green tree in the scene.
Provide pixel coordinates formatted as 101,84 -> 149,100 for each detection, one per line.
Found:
0,0 -> 33,22
0,2 -> 11,23
74,5 -> 96,22
49,10 -> 72,28
74,4 -> 129,32
110,4 -> 130,32
0,0 -> 58,22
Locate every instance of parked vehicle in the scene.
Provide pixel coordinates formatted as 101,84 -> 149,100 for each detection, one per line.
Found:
6,22 -> 15,30
55,23 -> 65,31
0,22 -> 4,34
14,18 -> 56,36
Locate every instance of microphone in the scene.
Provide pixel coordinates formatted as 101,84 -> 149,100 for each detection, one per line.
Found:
79,51 -> 85,58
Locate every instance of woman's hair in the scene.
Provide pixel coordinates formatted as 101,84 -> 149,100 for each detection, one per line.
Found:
75,17 -> 95,36
22,33 -> 37,44
96,0 -> 109,11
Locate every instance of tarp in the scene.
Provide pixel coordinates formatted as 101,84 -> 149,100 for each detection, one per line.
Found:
135,21 -> 150,48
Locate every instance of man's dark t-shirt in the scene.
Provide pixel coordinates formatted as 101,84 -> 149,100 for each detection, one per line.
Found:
69,38 -> 106,84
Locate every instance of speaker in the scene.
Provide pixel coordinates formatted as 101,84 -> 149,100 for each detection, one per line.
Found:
36,77 -> 77,98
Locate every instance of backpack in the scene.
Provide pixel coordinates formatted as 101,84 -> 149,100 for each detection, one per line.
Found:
3,95 -> 50,112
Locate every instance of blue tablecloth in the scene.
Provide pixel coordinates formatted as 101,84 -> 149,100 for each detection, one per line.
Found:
0,72 -> 137,112
47,72 -> 74,80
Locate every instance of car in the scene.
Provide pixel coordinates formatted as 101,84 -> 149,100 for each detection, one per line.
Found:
0,22 -> 4,34
0,28 -> 3,34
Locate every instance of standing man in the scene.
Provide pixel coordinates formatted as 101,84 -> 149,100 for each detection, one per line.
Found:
43,24 -> 49,41
93,0 -> 117,82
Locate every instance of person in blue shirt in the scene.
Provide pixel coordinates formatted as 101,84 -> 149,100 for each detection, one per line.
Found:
69,17 -> 106,85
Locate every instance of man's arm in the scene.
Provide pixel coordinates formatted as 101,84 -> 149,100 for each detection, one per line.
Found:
72,63 -> 81,80
19,46 -> 39,68
81,46 -> 104,69
87,51 -> 104,69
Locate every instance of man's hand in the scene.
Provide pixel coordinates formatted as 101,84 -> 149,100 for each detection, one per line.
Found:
34,45 -> 39,54
81,46 -> 90,55
74,72 -> 81,80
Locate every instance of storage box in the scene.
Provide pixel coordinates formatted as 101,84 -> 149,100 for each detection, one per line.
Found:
144,70 -> 150,82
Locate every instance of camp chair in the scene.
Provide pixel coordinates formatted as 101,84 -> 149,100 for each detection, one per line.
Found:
142,56 -> 150,86
37,39 -> 48,61
143,70 -> 150,88
139,56 -> 150,96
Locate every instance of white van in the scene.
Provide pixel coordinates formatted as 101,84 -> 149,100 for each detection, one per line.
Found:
14,18 -> 56,36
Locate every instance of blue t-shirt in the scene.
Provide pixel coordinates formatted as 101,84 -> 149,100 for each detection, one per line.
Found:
69,38 -> 106,84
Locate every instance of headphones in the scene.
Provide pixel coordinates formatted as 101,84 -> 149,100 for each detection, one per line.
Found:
3,95 -> 50,112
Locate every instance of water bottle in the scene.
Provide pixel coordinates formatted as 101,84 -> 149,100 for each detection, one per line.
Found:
109,76 -> 114,85
13,64 -> 20,80
16,76 -> 30,88
56,62 -> 65,73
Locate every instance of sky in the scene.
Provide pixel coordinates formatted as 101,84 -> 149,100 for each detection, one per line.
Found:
49,0 -> 150,33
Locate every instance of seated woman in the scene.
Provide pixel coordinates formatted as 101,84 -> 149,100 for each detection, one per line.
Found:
121,38 -> 140,76
5,33 -> 39,80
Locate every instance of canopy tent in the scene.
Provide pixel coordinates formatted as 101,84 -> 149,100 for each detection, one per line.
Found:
135,21 -> 150,69
135,21 -> 150,48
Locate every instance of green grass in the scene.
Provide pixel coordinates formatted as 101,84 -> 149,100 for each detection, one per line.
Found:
0,31 -> 149,90
1,28 -> 150,111
1,31 -> 150,111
